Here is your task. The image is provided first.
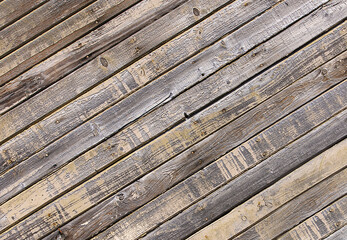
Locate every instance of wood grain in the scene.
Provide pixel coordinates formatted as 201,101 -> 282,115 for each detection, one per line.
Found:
90,91 -> 347,240
139,99 -> 347,239
323,226 -> 347,240
0,0 -> 284,173
0,11 -> 345,232
43,52 -> 347,240
0,0 -> 276,142
1,52 -> 345,239
189,140 -> 347,240
232,175 -> 346,240
0,0 -> 48,30
0,0 -> 190,118
1,0 -> 344,207
0,0 -> 143,85
277,196 -> 347,240
0,0 -> 96,58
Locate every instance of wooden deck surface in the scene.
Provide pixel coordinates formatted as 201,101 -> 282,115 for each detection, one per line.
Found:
0,0 -> 346,239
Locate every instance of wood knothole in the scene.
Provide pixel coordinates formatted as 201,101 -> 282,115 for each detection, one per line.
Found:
193,8 -> 200,16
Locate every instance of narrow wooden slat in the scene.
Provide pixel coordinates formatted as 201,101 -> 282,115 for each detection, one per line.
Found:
0,0 -> 272,141
0,0 -> 97,58
277,197 -> 347,240
0,0 -> 215,116
323,226 -> 347,240
0,8 -> 345,231
88,81 -> 347,240
139,95 -> 347,239
44,52 -> 347,240
0,0 -> 344,207
0,0 -> 48,30
0,0 -> 143,85
0,0 -> 284,173
232,181 -> 346,240
1,51 -> 346,239
189,141 -> 347,240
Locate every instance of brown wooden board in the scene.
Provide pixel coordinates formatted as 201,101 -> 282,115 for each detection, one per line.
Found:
189,141 -> 347,240
43,52 -> 347,239
323,226 -> 347,240
0,0 -> 287,172
0,0 -> 344,207
277,196 -> 347,240
1,53 -> 345,239
0,0 -> 97,58
0,0 -> 144,85
0,0 -> 225,115
232,180 -> 346,240
0,0 -> 48,30
138,99 -> 347,239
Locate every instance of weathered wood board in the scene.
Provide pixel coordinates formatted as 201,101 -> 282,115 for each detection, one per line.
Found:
0,0 -> 346,239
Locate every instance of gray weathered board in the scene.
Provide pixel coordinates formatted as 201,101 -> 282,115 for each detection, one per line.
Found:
0,0 -> 346,239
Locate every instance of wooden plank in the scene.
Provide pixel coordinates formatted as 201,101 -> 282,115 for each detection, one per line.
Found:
0,0 -> 220,116
276,197 -> 347,240
232,180 -> 347,240
0,0 -> 274,140
0,0 -> 48,30
0,0 -> 97,58
324,226 -> 347,240
0,0 -> 143,85
74,88 -> 347,239
0,0 -> 321,178
1,53 -> 346,239
43,53 -> 347,239
189,141 -> 347,240
0,0 -> 343,203
0,4 -> 345,221
138,100 -> 347,239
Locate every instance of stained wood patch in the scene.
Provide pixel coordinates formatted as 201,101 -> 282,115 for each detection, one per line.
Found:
0,0 -> 346,239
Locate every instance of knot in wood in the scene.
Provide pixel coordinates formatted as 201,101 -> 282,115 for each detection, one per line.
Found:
193,8 -> 200,16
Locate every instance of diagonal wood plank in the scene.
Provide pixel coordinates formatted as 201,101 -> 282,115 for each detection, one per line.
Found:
0,0 -> 97,58
0,0 -> 189,114
139,98 -> 347,240
0,0 -> 218,115
189,141 -> 347,240
276,197 -> 347,240
43,51 -> 347,240
0,0 -> 48,30
0,0 -> 146,85
0,0 -> 322,179
323,226 -> 347,240
0,0 -> 274,141
1,0 -> 344,207
232,181 -> 346,240
1,48 -> 346,239
0,2 -> 345,223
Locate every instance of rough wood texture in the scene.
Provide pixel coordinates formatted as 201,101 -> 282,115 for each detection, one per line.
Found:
43,52 -> 347,240
0,0 -> 142,85
1,51 -> 345,239
0,0 -> 283,174
188,140 -> 347,240
0,0 -> 96,58
1,0 -> 344,207
0,0 -> 272,141
0,0 -> 186,113
232,172 -> 347,240
0,0 -> 48,30
90,110 -> 347,240
0,0 -> 345,239
139,94 -> 347,239
324,226 -> 347,240
277,197 -> 347,240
